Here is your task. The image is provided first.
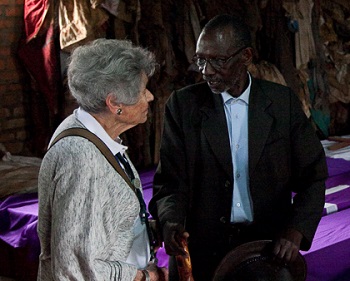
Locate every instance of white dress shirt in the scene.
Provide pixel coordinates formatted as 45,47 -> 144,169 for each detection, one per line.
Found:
221,74 -> 254,223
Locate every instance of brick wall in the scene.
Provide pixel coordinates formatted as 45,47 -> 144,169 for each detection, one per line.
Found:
0,0 -> 32,156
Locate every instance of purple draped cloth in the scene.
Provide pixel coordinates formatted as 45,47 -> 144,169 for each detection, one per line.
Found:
302,208 -> 350,281
1,157 -> 350,277
0,192 -> 39,248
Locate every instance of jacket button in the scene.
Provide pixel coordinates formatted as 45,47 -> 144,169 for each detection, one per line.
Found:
224,180 -> 230,188
220,216 -> 227,224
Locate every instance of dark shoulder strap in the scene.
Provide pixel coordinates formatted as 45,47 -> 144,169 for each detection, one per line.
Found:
50,127 -> 136,193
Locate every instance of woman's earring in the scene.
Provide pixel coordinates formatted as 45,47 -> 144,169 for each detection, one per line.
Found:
116,108 -> 122,115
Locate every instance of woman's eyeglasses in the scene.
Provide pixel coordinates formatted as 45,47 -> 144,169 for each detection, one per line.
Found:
193,46 -> 247,70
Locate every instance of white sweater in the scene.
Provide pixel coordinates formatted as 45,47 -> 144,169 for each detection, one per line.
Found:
37,114 -> 147,280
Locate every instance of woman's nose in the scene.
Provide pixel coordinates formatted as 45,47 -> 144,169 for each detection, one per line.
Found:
146,89 -> 154,102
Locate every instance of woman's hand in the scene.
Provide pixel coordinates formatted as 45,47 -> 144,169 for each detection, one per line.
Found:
146,262 -> 169,281
156,266 -> 169,281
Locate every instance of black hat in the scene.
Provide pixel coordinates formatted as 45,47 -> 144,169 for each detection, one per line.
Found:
212,240 -> 307,281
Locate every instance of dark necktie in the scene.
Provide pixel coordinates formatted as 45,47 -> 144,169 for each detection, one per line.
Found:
115,152 -> 148,223
115,152 -> 157,261
115,152 -> 135,181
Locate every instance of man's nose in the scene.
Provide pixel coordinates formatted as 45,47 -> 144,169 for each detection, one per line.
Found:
201,60 -> 216,76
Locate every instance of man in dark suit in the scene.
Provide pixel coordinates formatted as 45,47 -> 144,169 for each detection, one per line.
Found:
149,14 -> 328,281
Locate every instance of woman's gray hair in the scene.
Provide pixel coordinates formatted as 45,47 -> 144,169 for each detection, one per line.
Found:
67,39 -> 157,113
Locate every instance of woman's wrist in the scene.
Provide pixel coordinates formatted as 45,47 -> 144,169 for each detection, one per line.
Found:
135,270 -> 147,281
142,269 -> 150,281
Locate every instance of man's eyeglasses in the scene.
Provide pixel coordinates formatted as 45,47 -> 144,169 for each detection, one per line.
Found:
193,46 -> 247,70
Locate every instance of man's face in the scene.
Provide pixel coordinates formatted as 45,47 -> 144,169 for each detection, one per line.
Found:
195,28 -> 247,96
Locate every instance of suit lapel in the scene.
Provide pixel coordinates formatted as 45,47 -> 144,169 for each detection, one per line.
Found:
200,93 -> 233,179
196,79 -> 273,179
248,79 -> 273,175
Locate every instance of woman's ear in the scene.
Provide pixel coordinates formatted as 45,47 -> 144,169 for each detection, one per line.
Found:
106,93 -> 122,115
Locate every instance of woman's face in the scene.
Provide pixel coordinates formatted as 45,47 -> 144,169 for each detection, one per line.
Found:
122,72 -> 154,125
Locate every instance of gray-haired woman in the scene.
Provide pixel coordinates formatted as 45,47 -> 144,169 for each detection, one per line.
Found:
37,39 -> 168,281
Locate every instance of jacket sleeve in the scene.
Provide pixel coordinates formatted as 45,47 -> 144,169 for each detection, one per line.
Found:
288,90 -> 328,250
149,91 -> 190,229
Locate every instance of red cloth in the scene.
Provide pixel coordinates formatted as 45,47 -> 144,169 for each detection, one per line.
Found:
18,23 -> 60,116
18,21 -> 61,155
24,0 -> 50,42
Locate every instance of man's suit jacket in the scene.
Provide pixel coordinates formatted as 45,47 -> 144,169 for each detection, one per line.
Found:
150,77 -> 327,253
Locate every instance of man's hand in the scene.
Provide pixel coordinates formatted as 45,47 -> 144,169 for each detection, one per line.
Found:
162,222 -> 189,256
272,228 -> 303,263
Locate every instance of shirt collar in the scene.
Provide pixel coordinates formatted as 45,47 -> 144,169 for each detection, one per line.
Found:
221,72 -> 252,105
76,107 -> 128,155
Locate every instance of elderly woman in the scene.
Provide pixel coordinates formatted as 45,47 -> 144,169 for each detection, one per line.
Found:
37,39 -> 167,281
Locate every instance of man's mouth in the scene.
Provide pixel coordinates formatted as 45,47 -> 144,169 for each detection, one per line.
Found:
207,80 -> 222,89
206,79 -> 220,86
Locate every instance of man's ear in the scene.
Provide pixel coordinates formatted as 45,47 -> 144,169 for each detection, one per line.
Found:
106,93 -> 122,114
241,47 -> 254,66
